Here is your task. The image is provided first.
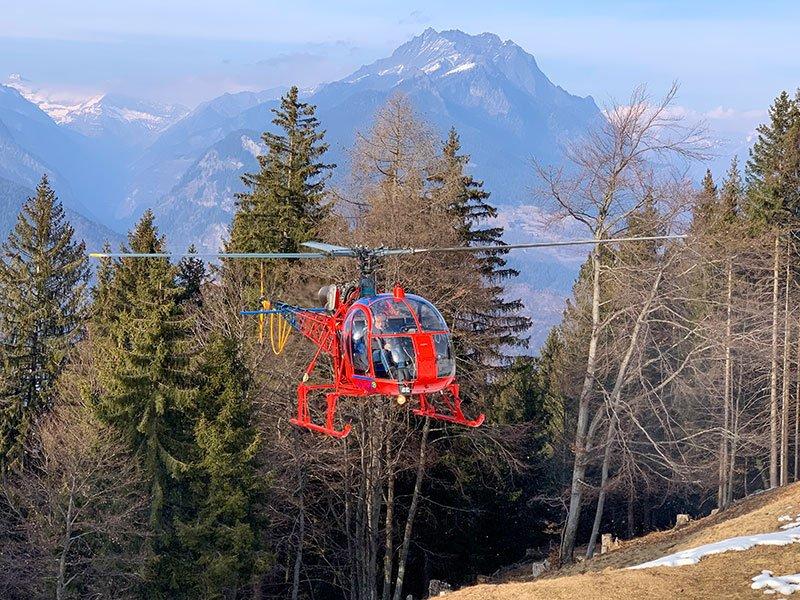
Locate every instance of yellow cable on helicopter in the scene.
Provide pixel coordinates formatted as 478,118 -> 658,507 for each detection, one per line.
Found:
269,307 -> 291,355
258,262 -> 291,354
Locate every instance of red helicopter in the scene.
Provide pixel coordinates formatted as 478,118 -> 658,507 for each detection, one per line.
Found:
92,235 -> 683,438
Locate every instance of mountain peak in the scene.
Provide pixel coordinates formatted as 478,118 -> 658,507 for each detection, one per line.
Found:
340,28 -> 559,103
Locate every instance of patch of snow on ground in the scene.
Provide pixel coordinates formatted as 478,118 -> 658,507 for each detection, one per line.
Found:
628,525 -> 800,569
779,514 -> 800,529
378,65 -> 404,76
752,571 -> 800,595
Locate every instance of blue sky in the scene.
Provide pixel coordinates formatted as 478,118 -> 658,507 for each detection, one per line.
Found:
2,0 -> 799,137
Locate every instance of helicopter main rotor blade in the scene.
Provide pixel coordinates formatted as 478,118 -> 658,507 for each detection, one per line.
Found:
88,251 -> 329,259
300,242 -> 358,256
377,234 -> 687,256
90,235 -> 687,260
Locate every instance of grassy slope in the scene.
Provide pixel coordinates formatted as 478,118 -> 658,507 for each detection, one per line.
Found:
449,483 -> 800,599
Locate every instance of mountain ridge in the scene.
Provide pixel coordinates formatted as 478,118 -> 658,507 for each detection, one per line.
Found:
135,28 -> 602,253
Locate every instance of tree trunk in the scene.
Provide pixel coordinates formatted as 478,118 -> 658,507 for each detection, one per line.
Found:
56,477 -> 76,600
381,451 -> 396,600
795,324 -> 800,482
586,419 -> 614,559
626,486 -> 635,539
561,259 -> 664,562
781,237 -> 791,486
392,418 -> 430,600
770,234 -> 780,488
366,407 -> 385,600
291,468 -> 305,600
560,247 -> 602,563
726,366 -> 742,507
720,261 -> 733,509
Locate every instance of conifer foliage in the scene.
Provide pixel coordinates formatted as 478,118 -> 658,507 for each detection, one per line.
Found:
176,244 -> 206,306
176,334 -> 269,597
0,175 -> 88,469
228,86 -> 334,254
429,128 -> 530,376
746,90 -> 800,225
89,210 -> 197,592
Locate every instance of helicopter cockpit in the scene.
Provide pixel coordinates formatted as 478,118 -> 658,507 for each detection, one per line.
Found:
345,292 -> 456,385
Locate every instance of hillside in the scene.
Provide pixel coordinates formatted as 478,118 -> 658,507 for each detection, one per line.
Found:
448,484 -> 800,599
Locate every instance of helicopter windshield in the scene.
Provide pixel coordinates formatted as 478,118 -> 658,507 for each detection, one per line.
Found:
405,297 -> 448,332
370,299 -> 417,334
349,311 -> 370,376
372,336 -> 417,381
433,333 -> 456,377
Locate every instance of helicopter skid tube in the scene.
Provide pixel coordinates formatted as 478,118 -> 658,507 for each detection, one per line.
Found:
412,384 -> 485,428
293,385 -> 352,439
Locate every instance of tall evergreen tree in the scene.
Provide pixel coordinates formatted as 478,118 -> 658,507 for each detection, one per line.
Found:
90,210 -> 196,595
176,335 -> 270,598
0,175 -> 88,470
745,90 -> 800,226
429,128 -> 530,374
228,86 -> 334,256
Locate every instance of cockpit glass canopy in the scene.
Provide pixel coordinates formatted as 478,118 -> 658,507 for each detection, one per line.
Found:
371,336 -> 416,381
346,294 -> 453,383
370,299 -> 418,334
405,297 -> 448,332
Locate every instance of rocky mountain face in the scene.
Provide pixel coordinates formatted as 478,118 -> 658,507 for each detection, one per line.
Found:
136,29 -> 601,255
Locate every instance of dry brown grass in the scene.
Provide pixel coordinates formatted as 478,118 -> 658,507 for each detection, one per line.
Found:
448,483 -> 800,599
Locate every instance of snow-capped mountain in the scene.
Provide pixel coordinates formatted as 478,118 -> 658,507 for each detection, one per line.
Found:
135,29 -> 601,253
0,83 -> 134,237
56,94 -> 188,145
344,27 -> 570,98
6,75 -> 188,147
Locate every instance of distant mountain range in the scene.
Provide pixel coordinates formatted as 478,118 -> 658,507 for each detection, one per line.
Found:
124,29 -> 602,253
0,29 -> 607,346
8,74 -> 189,146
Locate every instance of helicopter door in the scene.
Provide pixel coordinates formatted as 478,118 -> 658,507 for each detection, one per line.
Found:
345,309 -> 370,376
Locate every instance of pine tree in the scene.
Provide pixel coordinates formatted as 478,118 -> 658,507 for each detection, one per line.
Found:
89,210 -> 196,594
618,192 -> 663,265
720,156 -> 744,224
176,335 -> 270,598
429,128 -> 530,375
228,86 -> 334,256
176,244 -> 206,306
745,90 -> 800,226
691,169 -> 718,232
0,175 -> 88,470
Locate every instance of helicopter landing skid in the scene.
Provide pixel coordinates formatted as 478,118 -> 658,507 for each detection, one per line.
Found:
413,384 -> 485,428
292,385 -> 352,439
